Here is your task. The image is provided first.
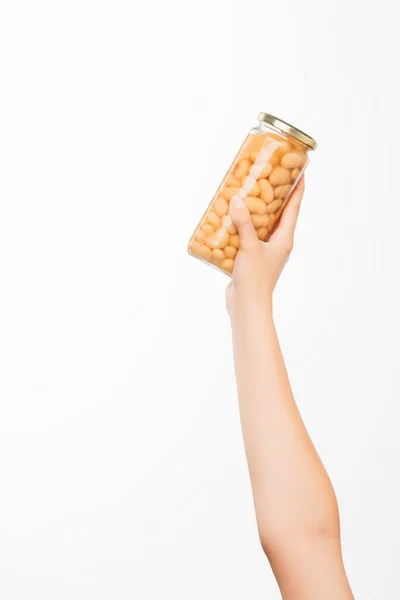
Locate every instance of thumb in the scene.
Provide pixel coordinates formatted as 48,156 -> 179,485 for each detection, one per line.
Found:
269,177 -> 305,248
229,194 -> 258,250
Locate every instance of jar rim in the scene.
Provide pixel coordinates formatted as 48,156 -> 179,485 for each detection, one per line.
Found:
258,112 -> 317,150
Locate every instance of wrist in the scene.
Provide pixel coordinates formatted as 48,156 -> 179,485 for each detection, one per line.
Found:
229,294 -> 274,326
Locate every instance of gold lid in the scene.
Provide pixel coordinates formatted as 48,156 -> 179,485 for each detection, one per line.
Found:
258,112 -> 317,150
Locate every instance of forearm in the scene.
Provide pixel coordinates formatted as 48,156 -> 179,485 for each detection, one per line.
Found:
231,299 -> 339,547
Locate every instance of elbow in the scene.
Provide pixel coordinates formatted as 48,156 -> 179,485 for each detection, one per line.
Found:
258,523 -> 341,561
256,502 -> 341,559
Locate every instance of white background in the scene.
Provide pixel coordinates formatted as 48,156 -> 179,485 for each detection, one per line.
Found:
0,0 -> 399,598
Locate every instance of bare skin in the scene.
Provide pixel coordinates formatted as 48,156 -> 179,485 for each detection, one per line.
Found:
227,180 -> 354,600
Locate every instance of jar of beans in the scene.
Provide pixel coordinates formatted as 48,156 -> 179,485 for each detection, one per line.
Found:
188,112 -> 317,275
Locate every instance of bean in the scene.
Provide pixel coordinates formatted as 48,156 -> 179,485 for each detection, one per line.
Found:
247,135 -> 266,154
191,242 -> 212,261
222,258 -> 234,274
250,150 -> 259,162
239,150 -> 251,161
250,181 -> 260,196
228,223 -> 237,234
222,215 -> 237,235
259,178 -> 274,204
252,214 -> 269,229
257,162 -> 273,179
223,186 -> 241,200
235,159 -> 251,179
244,196 -> 260,214
212,248 -> 225,264
258,227 -> 269,241
206,228 -> 230,249
195,229 -> 206,243
266,199 -> 283,214
207,211 -> 221,229
213,196 -> 229,218
291,168 -> 300,181
241,177 -> 260,197
224,245 -> 238,259
230,234 -> 240,249
281,152 -> 304,169
245,196 -> 267,215
274,184 -> 292,199
269,166 -> 291,186
226,175 -> 241,187
201,223 -> 214,236
269,142 -> 290,166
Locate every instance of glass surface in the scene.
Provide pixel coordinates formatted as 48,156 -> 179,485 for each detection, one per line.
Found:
188,122 -> 310,276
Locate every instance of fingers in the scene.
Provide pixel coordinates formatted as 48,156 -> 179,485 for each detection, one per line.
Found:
269,177 -> 305,248
229,194 -> 258,250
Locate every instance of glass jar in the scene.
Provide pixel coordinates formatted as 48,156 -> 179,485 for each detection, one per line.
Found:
188,112 -> 317,275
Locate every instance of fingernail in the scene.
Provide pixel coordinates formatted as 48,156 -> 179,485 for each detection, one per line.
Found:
231,194 -> 245,208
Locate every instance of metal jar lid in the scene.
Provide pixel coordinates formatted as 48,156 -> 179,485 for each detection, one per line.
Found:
258,112 -> 317,150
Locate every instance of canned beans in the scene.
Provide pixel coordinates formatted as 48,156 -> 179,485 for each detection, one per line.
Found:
189,131 -> 309,275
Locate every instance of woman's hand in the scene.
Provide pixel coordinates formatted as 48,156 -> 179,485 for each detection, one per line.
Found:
226,178 -> 305,316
